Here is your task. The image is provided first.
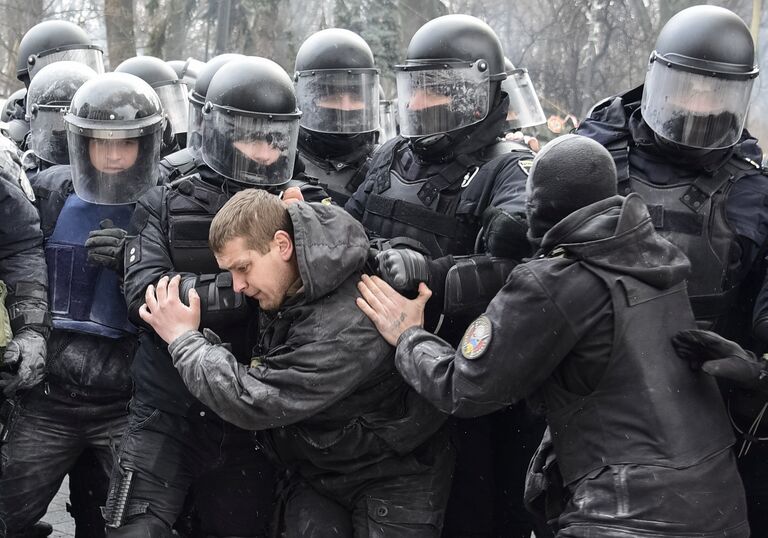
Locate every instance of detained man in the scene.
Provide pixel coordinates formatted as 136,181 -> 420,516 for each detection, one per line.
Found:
139,188 -> 453,537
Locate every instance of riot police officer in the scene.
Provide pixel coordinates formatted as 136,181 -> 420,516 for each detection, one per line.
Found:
345,14 -> 540,538
157,53 -> 244,184
576,5 -> 768,533
294,28 -> 380,206
115,55 -> 189,153
0,72 -> 160,537
23,61 -> 97,182
104,56 -> 326,538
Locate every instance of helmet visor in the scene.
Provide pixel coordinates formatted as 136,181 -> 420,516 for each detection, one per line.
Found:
187,101 -> 203,150
201,108 -> 298,186
29,48 -> 104,80
641,60 -> 754,149
28,106 -> 70,164
68,131 -> 161,204
502,68 -> 546,130
155,83 -> 189,135
296,70 -> 379,133
378,100 -> 398,142
396,61 -> 490,137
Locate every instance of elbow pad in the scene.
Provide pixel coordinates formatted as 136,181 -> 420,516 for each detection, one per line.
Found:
179,273 -> 249,327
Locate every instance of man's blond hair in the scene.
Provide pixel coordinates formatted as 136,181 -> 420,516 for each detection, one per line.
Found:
209,189 -> 292,254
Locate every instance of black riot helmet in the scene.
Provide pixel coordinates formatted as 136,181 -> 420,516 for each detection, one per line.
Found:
115,56 -> 188,139
201,56 -> 301,187
65,72 -> 164,205
16,20 -> 104,87
395,14 -> 507,139
641,5 -> 758,150
502,58 -> 545,131
2,88 -> 26,122
187,53 -> 244,151
26,61 -> 96,165
294,28 -> 379,134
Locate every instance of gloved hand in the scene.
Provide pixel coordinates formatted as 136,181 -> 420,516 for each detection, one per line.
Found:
481,206 -> 531,260
0,329 -> 46,397
376,249 -> 430,293
85,219 -> 127,274
672,329 -> 768,391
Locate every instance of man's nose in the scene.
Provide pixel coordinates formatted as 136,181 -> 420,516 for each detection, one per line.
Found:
232,273 -> 247,293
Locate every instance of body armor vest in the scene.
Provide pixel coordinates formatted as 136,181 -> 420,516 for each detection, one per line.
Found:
46,194 -> 135,338
608,138 -> 761,329
300,152 -> 364,207
362,138 -> 529,258
545,264 -> 734,485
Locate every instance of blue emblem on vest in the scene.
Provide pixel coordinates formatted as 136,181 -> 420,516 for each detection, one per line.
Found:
46,194 -> 136,338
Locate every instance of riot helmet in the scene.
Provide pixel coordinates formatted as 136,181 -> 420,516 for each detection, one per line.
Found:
201,56 -> 300,187
17,21 -> 104,87
2,88 -> 26,122
188,54 -> 244,152
502,58 -> 545,131
294,29 -> 379,134
115,56 -> 188,139
641,5 -> 758,150
395,14 -> 506,138
26,61 -> 96,165
65,73 -> 164,204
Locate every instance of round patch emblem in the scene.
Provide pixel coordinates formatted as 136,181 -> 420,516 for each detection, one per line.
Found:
460,315 -> 493,359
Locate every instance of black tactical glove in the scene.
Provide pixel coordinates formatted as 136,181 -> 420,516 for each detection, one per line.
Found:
85,219 -> 127,274
481,206 -> 531,260
0,329 -> 46,397
376,249 -> 430,293
672,329 -> 768,392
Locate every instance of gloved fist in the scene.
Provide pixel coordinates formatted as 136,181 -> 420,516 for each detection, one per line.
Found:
85,219 -> 127,274
375,249 -> 429,293
0,329 -> 46,397
672,329 -> 768,391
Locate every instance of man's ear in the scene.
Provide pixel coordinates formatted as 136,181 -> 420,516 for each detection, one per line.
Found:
274,230 -> 294,261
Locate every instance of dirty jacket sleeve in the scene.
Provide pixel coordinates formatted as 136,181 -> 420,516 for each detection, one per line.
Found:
168,279 -> 393,430
394,262 -> 589,418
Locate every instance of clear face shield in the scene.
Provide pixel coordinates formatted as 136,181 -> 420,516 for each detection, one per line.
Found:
67,123 -> 163,205
187,99 -> 203,151
201,107 -> 299,186
28,47 -> 104,81
27,105 -> 69,164
395,60 -> 491,137
155,82 -> 189,136
296,70 -> 379,133
641,55 -> 755,149
502,68 -> 546,130
378,99 -> 398,142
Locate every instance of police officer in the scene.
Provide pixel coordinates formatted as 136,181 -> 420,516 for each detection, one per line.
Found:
104,56 -> 326,538
357,134 -> 750,537
115,56 -> 189,154
158,53 -> 244,184
575,6 -> 768,531
23,61 -> 97,182
294,28 -> 380,206
0,72 -> 153,537
345,14 -> 540,537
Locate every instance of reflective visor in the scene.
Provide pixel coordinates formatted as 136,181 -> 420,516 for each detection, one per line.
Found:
201,108 -> 299,186
155,82 -> 189,135
187,101 -> 203,150
502,68 -> 546,129
641,60 -> 754,149
296,70 -> 379,133
395,60 -> 490,137
29,48 -> 104,80
28,106 -> 70,165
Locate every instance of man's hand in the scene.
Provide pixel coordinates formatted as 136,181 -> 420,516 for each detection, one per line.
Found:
376,249 -> 429,293
672,329 -> 768,390
356,274 -> 431,346
139,275 -> 201,345
505,131 -> 540,152
1,330 -> 46,397
85,219 -> 127,274
281,187 -> 304,205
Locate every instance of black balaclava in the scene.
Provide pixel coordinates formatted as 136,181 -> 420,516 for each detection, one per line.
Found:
526,134 -> 618,245
298,127 -> 377,162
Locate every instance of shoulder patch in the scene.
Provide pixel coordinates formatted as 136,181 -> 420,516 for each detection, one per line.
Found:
518,159 -> 534,176
460,315 -> 493,360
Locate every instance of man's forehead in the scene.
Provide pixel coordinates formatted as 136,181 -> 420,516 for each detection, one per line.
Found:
215,237 -> 252,267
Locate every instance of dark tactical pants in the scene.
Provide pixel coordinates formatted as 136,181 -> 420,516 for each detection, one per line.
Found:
104,399 -> 275,538
0,384 -> 128,538
278,429 -> 455,537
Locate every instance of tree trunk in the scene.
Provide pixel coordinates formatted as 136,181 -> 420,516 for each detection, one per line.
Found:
104,0 -> 136,69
